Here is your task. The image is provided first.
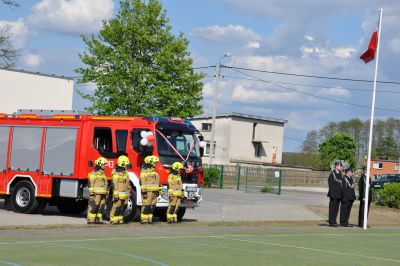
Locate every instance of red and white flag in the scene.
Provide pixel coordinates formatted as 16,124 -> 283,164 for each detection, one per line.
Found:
360,31 -> 378,63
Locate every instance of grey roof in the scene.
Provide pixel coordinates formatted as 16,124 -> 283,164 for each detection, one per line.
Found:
192,112 -> 287,124
0,67 -> 73,81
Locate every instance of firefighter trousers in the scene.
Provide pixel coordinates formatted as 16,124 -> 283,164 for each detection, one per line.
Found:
141,191 -> 158,223
87,194 -> 106,223
110,198 -> 127,224
167,196 -> 182,223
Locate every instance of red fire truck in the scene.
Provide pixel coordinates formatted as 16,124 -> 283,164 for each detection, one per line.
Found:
0,111 -> 204,222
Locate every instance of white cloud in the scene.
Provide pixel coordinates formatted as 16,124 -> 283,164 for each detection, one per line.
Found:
27,0 -> 114,35
0,18 -> 30,49
22,53 -> 44,68
304,35 -> 314,41
246,41 -> 261,49
191,24 -> 261,44
231,84 -> 295,103
301,46 -> 357,59
319,87 -> 350,97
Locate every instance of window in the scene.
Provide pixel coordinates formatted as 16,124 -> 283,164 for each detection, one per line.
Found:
93,128 -> 113,157
254,143 -> 262,157
396,164 -> 400,171
131,128 -> 153,156
201,123 -> 212,131
373,162 -> 383,169
203,141 -> 215,156
10,127 -> 43,171
116,130 -> 128,155
43,128 -> 77,176
0,127 -> 10,171
156,130 -> 200,158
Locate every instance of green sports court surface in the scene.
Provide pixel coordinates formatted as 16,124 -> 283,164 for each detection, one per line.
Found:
0,225 -> 399,265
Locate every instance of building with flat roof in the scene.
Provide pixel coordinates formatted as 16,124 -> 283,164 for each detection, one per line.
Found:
0,68 -> 73,114
191,113 -> 287,166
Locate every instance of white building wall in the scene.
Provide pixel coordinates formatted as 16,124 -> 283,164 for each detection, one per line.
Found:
191,115 -> 285,165
191,117 -> 231,165
0,69 -> 73,114
229,117 -> 284,164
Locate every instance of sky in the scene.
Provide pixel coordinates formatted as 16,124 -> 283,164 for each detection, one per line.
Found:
1,0 -> 400,152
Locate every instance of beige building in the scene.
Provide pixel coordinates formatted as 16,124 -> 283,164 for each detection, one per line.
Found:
191,113 -> 287,166
0,68 -> 73,114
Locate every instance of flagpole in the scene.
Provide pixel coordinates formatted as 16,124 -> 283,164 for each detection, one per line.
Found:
364,8 -> 383,230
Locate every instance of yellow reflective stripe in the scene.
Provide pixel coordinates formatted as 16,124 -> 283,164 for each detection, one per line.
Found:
170,192 -> 183,196
87,213 -> 96,219
96,213 -> 102,219
141,214 -> 149,219
143,186 -> 159,190
110,216 -> 119,222
93,190 -> 107,193
167,214 -> 174,219
89,188 -> 94,192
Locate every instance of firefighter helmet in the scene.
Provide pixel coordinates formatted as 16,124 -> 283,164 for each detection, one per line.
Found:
117,155 -> 130,167
171,162 -> 184,171
95,157 -> 108,166
144,155 -> 159,165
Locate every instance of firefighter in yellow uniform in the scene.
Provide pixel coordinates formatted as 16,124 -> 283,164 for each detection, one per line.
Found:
110,155 -> 131,224
167,162 -> 184,223
87,157 -> 108,224
140,156 -> 161,224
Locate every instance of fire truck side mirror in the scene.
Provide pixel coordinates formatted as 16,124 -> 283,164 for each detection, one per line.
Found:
88,161 -> 94,167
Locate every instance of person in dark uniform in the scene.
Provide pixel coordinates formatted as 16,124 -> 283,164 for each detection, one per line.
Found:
340,167 -> 356,227
358,167 -> 372,228
327,161 -> 343,227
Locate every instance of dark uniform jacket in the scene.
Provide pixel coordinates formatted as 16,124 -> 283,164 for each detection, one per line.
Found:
358,173 -> 372,202
342,174 -> 356,201
327,169 -> 343,198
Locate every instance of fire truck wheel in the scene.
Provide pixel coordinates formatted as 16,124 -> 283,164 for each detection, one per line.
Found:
56,199 -> 88,214
11,180 -> 40,214
123,190 -> 140,223
177,207 -> 186,222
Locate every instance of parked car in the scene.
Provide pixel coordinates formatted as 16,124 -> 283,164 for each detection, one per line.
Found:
371,174 -> 400,189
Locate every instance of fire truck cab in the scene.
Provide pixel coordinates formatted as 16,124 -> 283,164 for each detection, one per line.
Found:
0,111 -> 204,222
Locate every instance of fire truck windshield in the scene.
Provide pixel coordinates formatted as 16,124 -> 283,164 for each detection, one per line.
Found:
156,130 -> 200,159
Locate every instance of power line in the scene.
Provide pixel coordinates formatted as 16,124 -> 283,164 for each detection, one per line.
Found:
221,75 -> 400,94
284,136 -> 304,142
229,68 -> 400,114
223,65 -> 400,85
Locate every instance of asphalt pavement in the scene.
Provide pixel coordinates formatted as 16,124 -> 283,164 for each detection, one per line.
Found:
0,187 -> 328,226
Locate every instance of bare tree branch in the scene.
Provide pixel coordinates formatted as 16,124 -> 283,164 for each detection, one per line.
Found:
2,0 -> 19,8
0,28 -> 19,68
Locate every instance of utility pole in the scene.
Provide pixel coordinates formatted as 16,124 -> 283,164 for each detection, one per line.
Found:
209,53 -> 230,166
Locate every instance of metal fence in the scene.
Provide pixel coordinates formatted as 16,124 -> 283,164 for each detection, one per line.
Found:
206,164 -> 330,194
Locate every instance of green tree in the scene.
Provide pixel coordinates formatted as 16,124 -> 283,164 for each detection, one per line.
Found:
76,0 -> 205,117
302,130 -> 319,154
376,135 -> 399,160
318,133 -> 357,170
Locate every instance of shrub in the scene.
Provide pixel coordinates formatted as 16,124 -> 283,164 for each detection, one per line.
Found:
376,183 -> 400,208
203,167 -> 220,188
261,185 -> 274,193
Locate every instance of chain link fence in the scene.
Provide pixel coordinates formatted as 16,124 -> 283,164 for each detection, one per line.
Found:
205,164 -> 330,194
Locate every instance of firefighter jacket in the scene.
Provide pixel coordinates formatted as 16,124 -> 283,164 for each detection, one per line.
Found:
342,174 -> 356,201
112,169 -> 131,200
88,169 -> 108,195
168,173 -> 183,197
327,169 -> 342,199
140,168 -> 160,192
